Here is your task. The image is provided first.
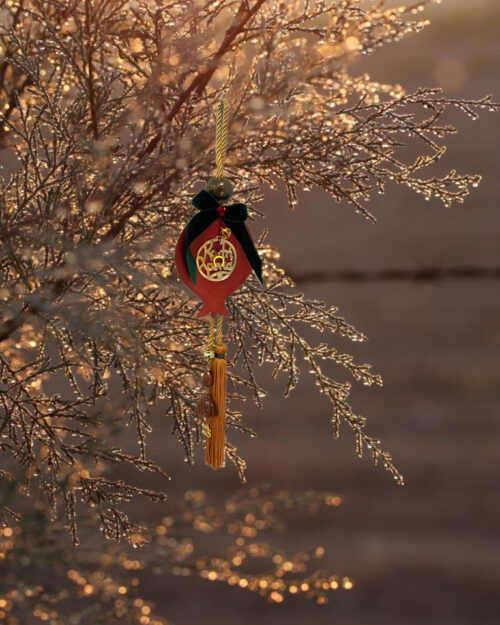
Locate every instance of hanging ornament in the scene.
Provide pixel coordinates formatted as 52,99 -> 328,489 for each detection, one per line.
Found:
175,96 -> 262,469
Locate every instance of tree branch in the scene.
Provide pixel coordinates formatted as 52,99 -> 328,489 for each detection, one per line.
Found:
85,0 -> 99,140
138,0 -> 268,160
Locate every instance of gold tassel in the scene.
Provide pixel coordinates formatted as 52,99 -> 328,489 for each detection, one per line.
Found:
205,342 -> 226,469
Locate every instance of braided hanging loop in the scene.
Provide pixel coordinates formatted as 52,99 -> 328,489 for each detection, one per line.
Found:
215,95 -> 228,179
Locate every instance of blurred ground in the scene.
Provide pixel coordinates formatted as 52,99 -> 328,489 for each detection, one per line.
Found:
144,3 -> 500,624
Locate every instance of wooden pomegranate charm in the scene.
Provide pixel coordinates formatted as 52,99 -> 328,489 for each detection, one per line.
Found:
175,96 -> 262,469
175,189 -> 262,317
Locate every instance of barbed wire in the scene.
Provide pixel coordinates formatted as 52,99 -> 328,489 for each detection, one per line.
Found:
290,266 -> 500,284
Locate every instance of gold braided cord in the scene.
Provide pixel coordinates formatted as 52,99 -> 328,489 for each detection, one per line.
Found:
215,95 -> 228,179
216,313 -> 223,346
205,315 -> 215,363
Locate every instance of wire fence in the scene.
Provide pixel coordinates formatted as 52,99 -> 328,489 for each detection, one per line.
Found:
290,266 -> 500,284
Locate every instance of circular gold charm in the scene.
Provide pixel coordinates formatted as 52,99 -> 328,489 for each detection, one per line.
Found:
196,236 -> 237,282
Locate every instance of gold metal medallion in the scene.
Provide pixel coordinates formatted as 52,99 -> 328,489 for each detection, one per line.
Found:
196,230 -> 236,282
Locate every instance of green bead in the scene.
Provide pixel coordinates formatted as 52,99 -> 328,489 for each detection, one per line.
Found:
206,177 -> 234,201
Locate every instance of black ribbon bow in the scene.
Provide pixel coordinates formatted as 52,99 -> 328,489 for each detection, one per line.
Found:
186,190 -> 263,285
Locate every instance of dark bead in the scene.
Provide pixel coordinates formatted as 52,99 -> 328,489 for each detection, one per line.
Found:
202,371 -> 213,387
206,177 -> 234,201
196,394 -> 217,418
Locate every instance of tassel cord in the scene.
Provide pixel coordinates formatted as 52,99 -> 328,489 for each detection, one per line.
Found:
216,312 -> 223,347
205,315 -> 215,365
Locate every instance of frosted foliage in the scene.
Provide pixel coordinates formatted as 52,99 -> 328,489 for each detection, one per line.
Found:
0,0 -> 497,543
0,488 -> 352,623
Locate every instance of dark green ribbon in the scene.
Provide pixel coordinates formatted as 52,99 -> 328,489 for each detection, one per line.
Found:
186,190 -> 263,285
